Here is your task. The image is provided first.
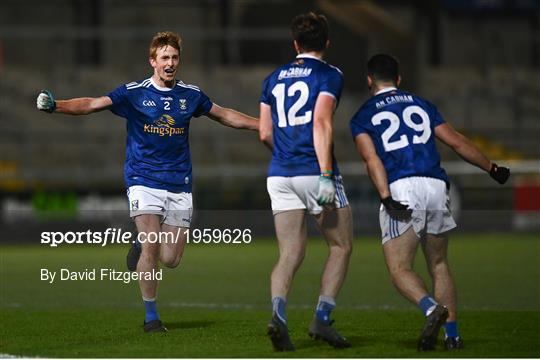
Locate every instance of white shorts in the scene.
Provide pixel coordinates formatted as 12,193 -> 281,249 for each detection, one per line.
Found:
267,175 -> 349,215
380,177 -> 456,244
127,185 -> 193,228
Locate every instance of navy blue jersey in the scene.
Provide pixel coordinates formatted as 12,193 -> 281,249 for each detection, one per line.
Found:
260,54 -> 343,177
107,78 -> 213,192
349,88 -> 449,185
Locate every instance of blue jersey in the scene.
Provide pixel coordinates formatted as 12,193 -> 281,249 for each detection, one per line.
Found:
349,88 -> 449,185
260,54 -> 343,177
107,78 -> 213,192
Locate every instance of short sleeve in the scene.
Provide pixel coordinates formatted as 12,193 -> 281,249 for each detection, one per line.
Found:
107,85 -> 129,118
431,104 -> 446,127
193,90 -> 213,118
319,68 -> 344,102
349,108 -> 370,140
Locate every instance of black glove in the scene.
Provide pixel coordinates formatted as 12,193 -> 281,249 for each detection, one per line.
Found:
489,163 -> 510,185
382,196 -> 412,221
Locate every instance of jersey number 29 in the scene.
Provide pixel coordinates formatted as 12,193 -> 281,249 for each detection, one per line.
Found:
371,105 -> 431,152
271,81 -> 312,128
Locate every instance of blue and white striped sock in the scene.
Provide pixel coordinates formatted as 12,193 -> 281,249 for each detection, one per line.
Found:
316,295 -> 336,325
418,296 -> 438,316
272,296 -> 287,324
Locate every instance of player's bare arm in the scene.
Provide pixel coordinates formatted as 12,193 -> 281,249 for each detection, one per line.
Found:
37,90 -> 112,115
313,94 -> 337,205
435,123 -> 510,184
354,133 -> 411,220
313,94 -> 335,173
259,102 -> 273,150
55,97 -> 113,115
434,123 -> 491,171
206,103 -> 258,130
354,133 -> 391,199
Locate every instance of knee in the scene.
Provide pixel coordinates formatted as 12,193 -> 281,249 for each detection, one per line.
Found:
429,260 -> 450,277
388,264 -> 412,282
161,254 -> 181,268
332,240 -> 353,258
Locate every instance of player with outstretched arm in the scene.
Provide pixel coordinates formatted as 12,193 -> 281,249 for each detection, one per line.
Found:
259,12 -> 353,351
350,54 -> 510,351
36,31 -> 258,332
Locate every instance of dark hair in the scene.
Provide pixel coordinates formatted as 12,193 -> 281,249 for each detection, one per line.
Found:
291,12 -> 329,52
367,54 -> 400,83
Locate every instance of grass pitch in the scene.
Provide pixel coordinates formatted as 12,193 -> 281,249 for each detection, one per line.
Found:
1,234 -> 539,357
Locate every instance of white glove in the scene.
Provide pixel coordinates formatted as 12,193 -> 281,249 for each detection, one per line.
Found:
37,90 -> 56,113
316,175 -> 336,206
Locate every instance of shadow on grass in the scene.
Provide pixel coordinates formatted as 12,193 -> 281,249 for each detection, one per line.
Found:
294,335 -> 366,351
166,320 -> 216,330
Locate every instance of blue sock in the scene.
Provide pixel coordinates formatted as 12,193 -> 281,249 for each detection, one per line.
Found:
316,296 -> 335,325
143,299 -> 160,323
444,321 -> 459,338
418,296 -> 438,316
272,297 -> 287,324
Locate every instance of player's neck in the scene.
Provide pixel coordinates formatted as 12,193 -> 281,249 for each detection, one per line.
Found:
152,74 -> 176,89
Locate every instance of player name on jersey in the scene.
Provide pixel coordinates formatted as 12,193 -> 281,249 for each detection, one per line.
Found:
375,94 -> 414,109
278,67 -> 313,80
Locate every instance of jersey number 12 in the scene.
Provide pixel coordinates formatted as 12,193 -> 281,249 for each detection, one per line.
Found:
271,81 -> 312,128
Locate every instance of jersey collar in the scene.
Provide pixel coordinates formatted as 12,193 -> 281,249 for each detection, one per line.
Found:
375,87 -> 397,95
150,77 -> 174,92
296,54 -> 325,63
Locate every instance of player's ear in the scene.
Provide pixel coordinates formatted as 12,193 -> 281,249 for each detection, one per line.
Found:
367,75 -> 373,89
396,75 -> 402,87
325,40 -> 330,50
149,56 -> 156,68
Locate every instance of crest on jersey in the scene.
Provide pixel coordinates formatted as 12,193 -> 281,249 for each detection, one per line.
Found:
179,99 -> 187,110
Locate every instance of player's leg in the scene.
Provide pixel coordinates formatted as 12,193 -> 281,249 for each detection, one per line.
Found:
134,214 -> 167,332
268,209 -> 307,351
314,206 -> 353,304
422,232 -> 463,349
159,191 -> 192,268
422,178 -> 461,349
271,209 -> 308,320
383,226 -> 448,351
383,227 -> 428,303
159,224 -> 187,268
309,205 -> 353,348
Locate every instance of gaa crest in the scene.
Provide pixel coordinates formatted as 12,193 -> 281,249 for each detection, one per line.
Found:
179,99 -> 187,110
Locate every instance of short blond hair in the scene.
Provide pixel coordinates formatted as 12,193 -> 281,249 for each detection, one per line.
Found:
149,31 -> 182,59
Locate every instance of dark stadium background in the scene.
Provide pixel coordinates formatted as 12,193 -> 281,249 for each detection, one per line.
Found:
0,0 -> 539,357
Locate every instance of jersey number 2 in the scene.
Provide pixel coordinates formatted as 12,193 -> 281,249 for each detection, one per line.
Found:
371,105 -> 431,152
271,81 -> 312,128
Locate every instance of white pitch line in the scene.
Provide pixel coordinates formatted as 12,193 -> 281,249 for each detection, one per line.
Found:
0,354 -> 42,359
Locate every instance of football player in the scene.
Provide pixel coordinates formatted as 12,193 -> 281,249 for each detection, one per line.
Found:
259,12 -> 353,351
36,31 -> 258,332
350,54 -> 510,351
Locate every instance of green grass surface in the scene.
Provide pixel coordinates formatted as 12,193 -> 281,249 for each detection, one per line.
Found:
1,234 -> 539,357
